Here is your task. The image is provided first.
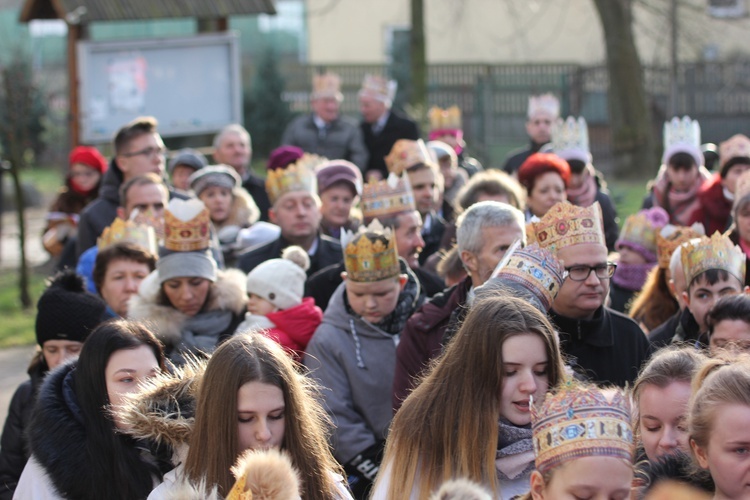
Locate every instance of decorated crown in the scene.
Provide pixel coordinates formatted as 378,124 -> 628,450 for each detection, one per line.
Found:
681,231 -> 746,286
342,219 -> 401,283
311,72 -> 342,100
359,74 -> 397,103
720,134 -> 750,168
385,139 -> 432,176
551,116 -> 590,163
656,223 -> 705,270
361,172 -> 416,222
526,202 -> 605,252
163,198 -> 211,252
662,116 -> 703,167
735,169 -> 750,204
428,106 -> 462,132
490,241 -> 565,312
97,218 -> 158,254
528,93 -> 560,119
531,383 -> 633,474
616,207 -> 670,261
265,154 -> 322,205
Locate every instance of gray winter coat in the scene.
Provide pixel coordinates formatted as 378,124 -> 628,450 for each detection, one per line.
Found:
281,114 -> 368,172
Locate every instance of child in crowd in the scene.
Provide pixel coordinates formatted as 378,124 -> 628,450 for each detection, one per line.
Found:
706,294 -> 750,356
239,245 -> 323,360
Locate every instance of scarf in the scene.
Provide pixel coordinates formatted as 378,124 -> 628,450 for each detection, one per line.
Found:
652,168 -> 705,225
343,272 -> 419,336
566,169 -> 598,208
495,419 -> 535,482
172,309 -> 234,364
612,262 -> 656,292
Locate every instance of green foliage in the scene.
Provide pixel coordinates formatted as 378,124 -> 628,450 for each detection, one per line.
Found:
0,54 -> 46,164
0,270 -> 46,347
244,47 -> 291,157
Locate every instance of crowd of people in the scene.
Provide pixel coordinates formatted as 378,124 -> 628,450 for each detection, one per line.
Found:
2,71 -> 750,499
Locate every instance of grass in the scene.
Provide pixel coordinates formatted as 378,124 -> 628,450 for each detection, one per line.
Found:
21,165 -> 65,197
0,269 -> 47,347
607,179 -> 649,228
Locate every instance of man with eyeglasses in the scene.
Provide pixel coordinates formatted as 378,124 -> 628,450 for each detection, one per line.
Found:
76,116 -> 186,258
528,201 -> 652,387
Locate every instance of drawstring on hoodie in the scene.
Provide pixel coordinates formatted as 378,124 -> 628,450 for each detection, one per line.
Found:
349,318 -> 367,369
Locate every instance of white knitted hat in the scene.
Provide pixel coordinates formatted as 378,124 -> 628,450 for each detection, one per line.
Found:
245,246 -> 310,310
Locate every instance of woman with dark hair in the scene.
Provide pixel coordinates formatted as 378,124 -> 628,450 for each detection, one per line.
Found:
372,295 -> 565,500
14,319 -> 167,499
516,153 -> 570,221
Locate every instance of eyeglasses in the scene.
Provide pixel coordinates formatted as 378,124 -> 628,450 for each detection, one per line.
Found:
120,146 -> 166,159
563,262 -> 617,281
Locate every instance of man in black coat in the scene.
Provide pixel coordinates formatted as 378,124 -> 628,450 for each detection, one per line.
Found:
358,74 -> 419,180
502,93 -> 559,176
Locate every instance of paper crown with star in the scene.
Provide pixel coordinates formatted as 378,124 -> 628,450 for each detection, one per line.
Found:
550,116 -> 590,164
359,74 -> 397,103
528,93 -> 560,119
656,223 -> 705,270
662,116 -> 703,167
681,231 -> 746,286
490,241 -> 566,312
265,154 -> 323,205
526,202 -> 605,252
163,198 -> 211,252
428,106 -> 462,132
361,172 -> 416,222
531,382 -> 634,474
97,217 -> 158,254
341,219 -> 401,283
385,139 -> 432,176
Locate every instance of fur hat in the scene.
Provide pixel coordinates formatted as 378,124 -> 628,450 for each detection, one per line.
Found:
35,270 -> 107,347
245,246 -> 310,310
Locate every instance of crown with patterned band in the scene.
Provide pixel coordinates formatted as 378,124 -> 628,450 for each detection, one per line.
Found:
663,116 -> 703,167
385,139 -> 432,176
720,134 -> 750,168
163,198 -> 211,252
359,74 -> 397,103
428,106 -> 462,132
311,72 -> 342,101
616,207 -> 670,261
656,223 -> 705,270
528,93 -> 560,119
490,241 -> 565,312
526,202 -> 605,252
551,116 -> 590,164
265,154 -> 323,205
342,219 -> 401,283
681,231 -> 746,286
361,172 -> 416,222
531,382 -> 633,474
97,218 -> 158,254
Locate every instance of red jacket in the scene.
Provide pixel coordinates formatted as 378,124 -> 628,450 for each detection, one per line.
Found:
265,297 -> 323,359
689,173 -> 733,235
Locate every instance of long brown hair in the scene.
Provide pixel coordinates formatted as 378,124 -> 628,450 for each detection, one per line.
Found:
183,334 -> 341,498
377,295 -> 565,500
629,266 -> 679,332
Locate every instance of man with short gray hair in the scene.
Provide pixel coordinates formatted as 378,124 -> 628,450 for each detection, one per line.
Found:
392,201 -> 525,409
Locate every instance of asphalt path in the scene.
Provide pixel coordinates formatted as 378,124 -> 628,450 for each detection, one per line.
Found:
0,345 -> 36,429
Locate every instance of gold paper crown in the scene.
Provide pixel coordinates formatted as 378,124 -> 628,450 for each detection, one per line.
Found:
526,202 -> 605,252
342,219 -> 401,282
551,116 -> 590,163
681,231 -> 746,286
616,207 -> 670,259
359,74 -> 397,103
163,199 -> 211,252
312,72 -> 342,100
361,172 -> 416,222
97,218 -> 158,254
531,383 -> 633,474
656,223 -> 705,270
385,139 -> 432,176
428,106 -> 462,132
265,154 -> 322,205
528,93 -> 560,119
490,242 -> 565,311
720,134 -> 750,168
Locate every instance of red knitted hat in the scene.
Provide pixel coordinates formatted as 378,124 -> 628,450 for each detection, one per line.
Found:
518,153 -> 571,191
69,146 -> 108,173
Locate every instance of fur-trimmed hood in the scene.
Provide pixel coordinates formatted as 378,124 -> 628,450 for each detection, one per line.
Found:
218,188 -> 260,230
128,268 -> 248,347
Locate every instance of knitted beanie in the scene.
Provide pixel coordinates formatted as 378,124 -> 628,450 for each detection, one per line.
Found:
245,246 -> 310,310
69,146 -> 107,173
35,270 -> 107,346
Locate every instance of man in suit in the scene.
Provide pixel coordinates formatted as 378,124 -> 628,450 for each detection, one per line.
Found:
359,74 -> 419,181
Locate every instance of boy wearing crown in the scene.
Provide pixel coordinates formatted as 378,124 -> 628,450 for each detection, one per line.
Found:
304,221 -> 422,498
358,74 -> 419,181
502,94 -> 559,176
281,72 -> 368,171
529,202 -> 652,387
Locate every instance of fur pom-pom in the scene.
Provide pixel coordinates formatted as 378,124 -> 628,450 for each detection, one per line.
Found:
227,449 -> 301,500
429,478 -> 493,500
281,245 -> 310,272
48,269 -> 86,293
